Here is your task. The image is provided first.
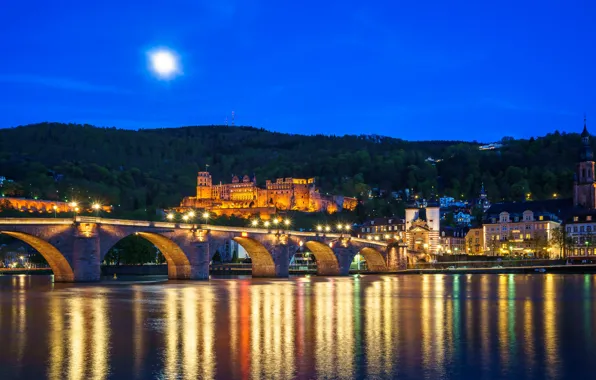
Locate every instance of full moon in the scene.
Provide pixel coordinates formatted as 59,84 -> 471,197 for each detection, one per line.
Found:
149,49 -> 179,79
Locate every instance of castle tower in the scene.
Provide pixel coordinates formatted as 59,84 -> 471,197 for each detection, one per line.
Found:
574,119 -> 596,209
196,171 -> 213,199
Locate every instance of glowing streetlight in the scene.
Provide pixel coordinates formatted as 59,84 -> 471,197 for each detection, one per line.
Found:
167,213 -> 175,221
264,221 -> 270,228
52,205 -> 57,218
284,219 -> 290,227
251,219 -> 259,227
273,218 -> 279,226
70,202 -> 78,208
202,212 -> 209,224
182,215 -> 189,222
316,225 -> 322,232
92,203 -> 101,217
188,211 -> 195,218
325,225 -> 331,232
337,223 -> 343,230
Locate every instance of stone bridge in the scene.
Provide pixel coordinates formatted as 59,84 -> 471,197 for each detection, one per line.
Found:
0,217 -> 407,282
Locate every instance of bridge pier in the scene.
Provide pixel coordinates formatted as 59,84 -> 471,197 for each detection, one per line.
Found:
386,244 -> 408,271
334,247 -> 354,276
72,235 -> 102,282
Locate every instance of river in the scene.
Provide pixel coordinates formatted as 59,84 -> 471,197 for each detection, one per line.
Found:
0,274 -> 595,379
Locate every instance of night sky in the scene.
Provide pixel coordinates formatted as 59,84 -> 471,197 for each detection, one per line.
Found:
0,0 -> 594,141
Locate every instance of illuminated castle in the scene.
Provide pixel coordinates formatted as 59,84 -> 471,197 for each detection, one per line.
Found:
180,171 -> 357,217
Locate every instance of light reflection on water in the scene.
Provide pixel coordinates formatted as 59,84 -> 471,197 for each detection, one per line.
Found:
0,274 -> 596,379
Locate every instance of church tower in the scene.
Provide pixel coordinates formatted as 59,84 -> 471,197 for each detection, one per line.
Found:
574,119 -> 596,209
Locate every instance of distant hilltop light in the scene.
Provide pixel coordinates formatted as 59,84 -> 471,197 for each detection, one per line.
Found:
148,48 -> 181,79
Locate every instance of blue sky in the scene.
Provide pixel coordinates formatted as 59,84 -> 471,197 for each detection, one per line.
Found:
0,0 -> 594,141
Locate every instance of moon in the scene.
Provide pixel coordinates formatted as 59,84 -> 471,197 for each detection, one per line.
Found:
149,49 -> 180,79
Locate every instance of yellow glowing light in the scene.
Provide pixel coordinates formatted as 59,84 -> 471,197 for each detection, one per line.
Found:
74,207 -> 80,212
92,203 -> 101,210
251,220 -> 259,227
70,202 -> 78,208
167,213 -> 174,220
202,212 -> 209,219
316,225 -> 322,231
264,221 -> 270,228
273,219 -> 279,225
188,211 -> 195,218
367,236 -> 372,240
325,225 -> 331,232
182,215 -> 189,221
52,205 -> 58,210
284,219 -> 290,226
149,49 -> 180,79
374,236 -> 380,241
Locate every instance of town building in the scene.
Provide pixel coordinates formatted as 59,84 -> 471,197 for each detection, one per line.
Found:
180,171 -> 357,217
405,203 -> 440,255
563,210 -> 596,257
358,217 -> 406,242
439,226 -> 468,254
482,200 -> 568,256
465,227 -> 485,255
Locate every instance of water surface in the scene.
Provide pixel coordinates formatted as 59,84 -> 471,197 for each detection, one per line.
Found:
1,274 -> 595,379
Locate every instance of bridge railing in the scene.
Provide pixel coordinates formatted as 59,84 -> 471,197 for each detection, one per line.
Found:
0,216 -> 389,247
0,218 -> 73,225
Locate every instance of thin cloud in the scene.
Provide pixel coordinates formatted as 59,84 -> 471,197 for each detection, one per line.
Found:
0,74 -> 131,94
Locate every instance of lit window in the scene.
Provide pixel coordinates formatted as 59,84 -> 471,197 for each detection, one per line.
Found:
539,216 -> 544,221
574,216 -> 579,222
588,216 -> 593,222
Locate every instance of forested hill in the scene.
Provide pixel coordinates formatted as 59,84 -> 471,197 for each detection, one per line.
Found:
0,122 -> 586,214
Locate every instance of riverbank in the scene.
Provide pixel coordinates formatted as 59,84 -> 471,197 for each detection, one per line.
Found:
3,263 -> 596,277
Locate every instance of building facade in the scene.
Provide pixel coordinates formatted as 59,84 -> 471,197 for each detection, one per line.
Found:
465,227 -> 485,255
439,226 -> 468,254
358,217 -> 406,242
482,204 -> 563,257
564,210 -> 596,257
180,171 -> 357,216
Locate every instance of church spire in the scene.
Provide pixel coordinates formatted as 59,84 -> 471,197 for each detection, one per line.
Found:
581,116 -> 593,161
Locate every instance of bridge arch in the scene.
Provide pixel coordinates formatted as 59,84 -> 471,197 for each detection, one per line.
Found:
358,247 -> 388,272
0,231 -> 75,282
304,241 -> 340,276
232,236 -> 276,277
103,232 -> 192,280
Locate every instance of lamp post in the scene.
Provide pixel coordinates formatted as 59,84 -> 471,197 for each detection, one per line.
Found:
52,205 -> 57,218
92,203 -> 101,217
70,202 -> 78,219
202,212 -> 209,225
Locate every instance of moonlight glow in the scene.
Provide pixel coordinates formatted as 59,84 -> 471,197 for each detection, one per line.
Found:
149,49 -> 180,79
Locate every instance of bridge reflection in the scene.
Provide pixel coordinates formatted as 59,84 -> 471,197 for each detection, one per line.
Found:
1,274 -> 592,379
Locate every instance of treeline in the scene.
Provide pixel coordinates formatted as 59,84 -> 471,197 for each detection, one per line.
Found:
0,122 -> 585,217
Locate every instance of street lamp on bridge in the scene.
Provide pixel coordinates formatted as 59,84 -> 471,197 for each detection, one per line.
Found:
92,203 -> 101,217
